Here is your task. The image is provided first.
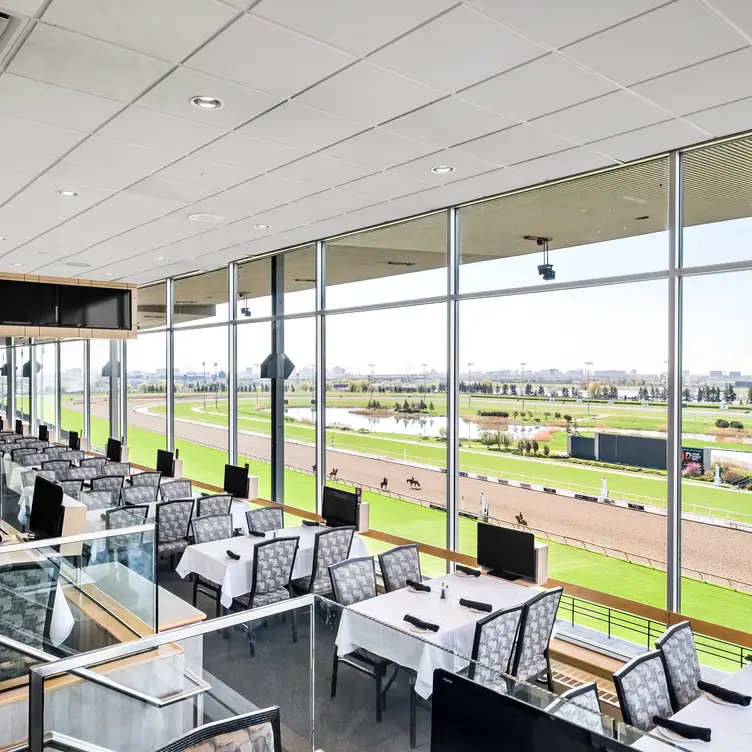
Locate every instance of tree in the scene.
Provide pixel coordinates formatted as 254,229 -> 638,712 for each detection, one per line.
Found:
480,431 -> 494,448
524,439 -> 532,453
429,401 -> 435,411
747,387 -> 752,404
730,420 -> 744,430
517,439 -> 524,454
536,385 -> 545,397
501,383 -> 509,395
543,445 -> 550,456
724,383 -> 737,403
682,388 -> 691,403
525,383 -> 533,396
554,411 -> 561,419
544,411 -> 551,421
513,411 -> 519,419
561,386 -> 570,398
531,439 -> 539,454
715,418 -> 730,429
509,384 -> 517,396
501,433 -> 512,450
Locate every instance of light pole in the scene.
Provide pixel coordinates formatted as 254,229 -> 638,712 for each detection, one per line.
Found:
202,361 -> 206,413
467,362 -> 473,408
421,363 -> 428,404
254,362 -> 260,405
368,363 -> 375,404
213,362 -> 218,411
520,361 -> 527,412
585,361 -> 593,416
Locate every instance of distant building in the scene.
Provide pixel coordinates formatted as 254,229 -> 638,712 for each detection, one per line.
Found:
735,381 -> 752,389
708,370 -> 724,378
729,370 -> 742,378
594,370 -> 626,379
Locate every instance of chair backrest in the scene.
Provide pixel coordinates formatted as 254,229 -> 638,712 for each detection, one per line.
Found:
656,621 -> 702,711
245,506 -> 284,533
192,513 -> 233,544
161,479 -> 192,501
81,457 -> 106,471
92,475 -> 125,492
80,490 -> 118,511
378,543 -> 421,592
12,447 -> 37,463
58,479 -> 84,499
130,471 -> 162,488
196,494 -> 233,518
104,505 -> 149,530
103,461 -> 130,478
250,537 -> 300,607
26,441 -> 48,450
21,452 -> 47,467
511,586 -> 563,682
308,526 -> 355,595
68,465 -> 98,481
469,604 -> 524,685
45,447 -> 69,460
121,485 -> 158,507
41,460 -> 71,481
156,499 -> 195,543
66,450 -> 85,465
20,469 -> 38,488
329,556 -> 376,606
156,706 -> 281,752
545,682 -> 603,734
613,650 -> 673,732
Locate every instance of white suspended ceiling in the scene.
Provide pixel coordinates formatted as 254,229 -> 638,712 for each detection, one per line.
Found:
0,0 -> 751,284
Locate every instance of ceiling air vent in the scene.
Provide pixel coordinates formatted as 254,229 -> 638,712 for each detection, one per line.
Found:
0,13 -> 33,68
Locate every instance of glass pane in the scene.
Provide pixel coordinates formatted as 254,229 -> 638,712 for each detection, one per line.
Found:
326,303 -> 447,575
683,135 -> 752,267
60,340 -> 85,440
0,344 -> 8,423
325,212 -> 447,309
459,280 -> 667,616
174,326 -> 228,487
89,340 -> 112,452
236,256 -> 271,319
174,268 -> 229,327
126,332 -> 166,468
15,342 -> 27,427
35,342 -> 56,436
460,157 -> 669,293
136,281 -> 167,330
681,271 -> 752,636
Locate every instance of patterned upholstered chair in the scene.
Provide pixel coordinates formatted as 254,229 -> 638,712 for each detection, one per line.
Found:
656,621 -> 702,711
68,465 -> 99,482
26,441 -> 48,451
45,447 -> 69,460
329,556 -> 397,723
245,506 -> 284,534
190,513 -> 234,616
545,682 -> 604,734
196,494 -> 233,518
103,505 -> 149,554
21,469 -> 56,487
103,461 -> 130,478
161,479 -> 193,501
510,586 -> 563,691
92,475 -> 125,494
378,543 -> 421,592
156,499 -> 195,566
80,457 -> 106,472
12,448 -> 37,463
17,450 -> 43,467
130,471 -> 162,488
468,604 -> 524,690
80,490 -> 119,511
41,460 -> 71,481
59,479 -> 84,499
66,450 -> 85,465
291,526 -> 355,597
156,706 -> 281,752
121,485 -> 158,507
613,650 -> 674,732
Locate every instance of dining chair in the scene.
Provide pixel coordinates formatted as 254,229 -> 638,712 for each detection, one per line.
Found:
613,650 -> 673,732
121,485 -> 158,507
468,604 -> 524,689
155,499 -> 195,567
91,475 -> 124,493
545,682 -> 604,734
245,506 -> 284,533
130,471 -> 162,488
68,465 -> 98,482
378,543 -> 421,592
41,459 -> 71,481
80,457 -> 106,472
66,450 -> 85,465
656,621 -> 703,711
58,479 -> 84,499
161,479 -> 192,501
103,505 -> 151,575
21,452 -> 48,467
80,490 -> 119,511
191,513 -> 234,616
196,493 -> 233,518
291,526 -> 355,597
510,586 -> 563,691
103,461 -> 130,478
329,556 -> 397,724
12,447 -> 38,464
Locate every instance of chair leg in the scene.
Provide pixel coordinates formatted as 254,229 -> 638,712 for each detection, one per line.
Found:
545,654 -> 554,693
330,649 -> 339,698
382,664 -> 398,709
192,577 -> 198,607
291,609 -> 297,643
409,676 -> 417,749
375,666 -> 384,723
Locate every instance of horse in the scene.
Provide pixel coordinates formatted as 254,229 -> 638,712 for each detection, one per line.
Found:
515,512 -> 528,527
329,468 -> 338,479
406,476 -> 422,490
380,477 -> 388,491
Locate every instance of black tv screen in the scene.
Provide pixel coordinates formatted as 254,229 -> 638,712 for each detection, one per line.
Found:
0,280 -> 58,325
224,463 -> 249,498
59,286 -> 131,330
156,449 -> 174,478
38,425 -> 49,442
15,419 -> 23,435
322,486 -> 358,528
106,438 -> 122,462
29,476 -> 64,540
477,523 -> 535,580
431,670 -> 627,752
68,430 -> 80,450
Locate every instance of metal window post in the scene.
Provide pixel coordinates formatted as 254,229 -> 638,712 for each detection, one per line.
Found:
55,341 -> 61,441
666,150 -> 683,613
83,340 -> 91,442
108,339 -> 119,441
165,278 -> 175,453
119,340 -> 128,445
271,254 -> 285,502
315,240 -> 326,515
446,208 -> 460,562
29,340 -> 37,432
228,263 -> 238,466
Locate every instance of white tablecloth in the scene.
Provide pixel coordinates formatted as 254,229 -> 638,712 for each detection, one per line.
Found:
633,663 -> 752,751
176,525 -> 369,608
336,573 -> 537,699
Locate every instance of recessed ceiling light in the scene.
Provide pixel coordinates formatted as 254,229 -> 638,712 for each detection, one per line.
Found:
431,165 -> 455,175
253,224 -> 270,229
153,256 -> 166,261
0,236 -> 6,240
104,272 -> 114,276
188,213 -> 224,223
56,190 -> 78,197
11,263 -> 23,267
190,96 -> 224,110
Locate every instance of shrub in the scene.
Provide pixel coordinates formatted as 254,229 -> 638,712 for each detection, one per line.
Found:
477,410 -> 509,418
531,439 -> 539,454
682,461 -> 702,478
715,418 -> 730,428
722,467 -> 743,484
543,445 -> 550,456
730,420 -> 744,430
533,431 -> 552,442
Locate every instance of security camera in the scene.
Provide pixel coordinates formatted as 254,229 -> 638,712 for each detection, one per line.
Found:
240,307 -> 251,317
526,235 -> 555,282
537,263 -> 555,281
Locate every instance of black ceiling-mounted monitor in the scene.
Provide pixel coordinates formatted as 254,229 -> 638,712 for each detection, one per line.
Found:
38,425 -> 49,442
224,463 -> 249,498
156,449 -> 175,478
29,476 -> 64,540
58,286 -> 131,330
68,430 -> 80,451
0,279 -> 58,325
15,419 -> 23,436
106,438 -> 122,463
477,523 -> 535,581
322,485 -> 359,528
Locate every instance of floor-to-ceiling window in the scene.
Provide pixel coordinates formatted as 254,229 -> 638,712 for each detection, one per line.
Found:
35,340 -> 56,434
59,340 -> 85,441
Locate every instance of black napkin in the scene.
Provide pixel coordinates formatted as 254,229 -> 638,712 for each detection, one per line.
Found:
226,550 -> 241,560
406,579 -> 431,592
302,520 -> 320,527
456,564 -> 481,577
459,598 -> 492,613
404,614 -> 439,632
698,679 -> 751,706
246,530 -> 265,538
653,716 -> 711,742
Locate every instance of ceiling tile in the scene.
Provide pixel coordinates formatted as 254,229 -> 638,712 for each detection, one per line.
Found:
42,0 -> 238,62
191,131 -> 304,174
186,14 -> 354,96
371,5 -> 545,92
0,74 -> 122,132
588,119 -> 710,162
298,61 -> 443,125
125,175 -> 218,203
321,128 -> 440,169
631,47 -> 752,117
454,124 -> 573,166
252,189 -> 379,226
66,136 -> 178,178
0,171 -> 40,205
514,147 -> 618,183
136,67 -> 282,129
340,171 -> 434,200
0,1 -> 46,16
155,156 -> 257,189
467,0 -> 669,48
564,1 -> 747,86
439,166 -> 531,202
532,91 -> 670,144
43,158 -> 139,192
382,96 -> 517,147
252,0 -> 458,56
2,150 -> 58,177
459,54 -> 616,121
220,174 -> 324,205
237,102 -> 366,151
707,0 -> 752,37
173,194 -> 277,223
685,95 -> 752,136
9,23 -> 171,101
270,153 -> 375,187
388,146 -> 498,183
0,112 -> 85,157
